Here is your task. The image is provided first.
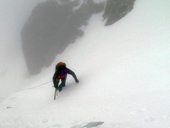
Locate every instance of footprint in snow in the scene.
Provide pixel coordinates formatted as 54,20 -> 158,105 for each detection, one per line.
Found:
83,122 -> 104,128
6,106 -> 13,109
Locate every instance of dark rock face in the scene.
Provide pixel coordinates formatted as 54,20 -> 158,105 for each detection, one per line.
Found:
21,0 -> 135,75
103,0 -> 135,25
21,0 -> 104,74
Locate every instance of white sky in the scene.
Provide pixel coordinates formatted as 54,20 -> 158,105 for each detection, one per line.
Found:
0,0 -> 46,99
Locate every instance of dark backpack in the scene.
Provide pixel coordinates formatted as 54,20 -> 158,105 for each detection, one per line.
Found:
56,64 -> 67,79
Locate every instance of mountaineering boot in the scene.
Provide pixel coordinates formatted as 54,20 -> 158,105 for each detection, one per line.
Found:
58,86 -> 63,92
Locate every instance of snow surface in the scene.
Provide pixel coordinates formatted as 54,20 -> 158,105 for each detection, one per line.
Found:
0,0 -> 170,128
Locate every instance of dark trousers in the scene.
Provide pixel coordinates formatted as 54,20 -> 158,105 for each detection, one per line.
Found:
53,77 -> 66,90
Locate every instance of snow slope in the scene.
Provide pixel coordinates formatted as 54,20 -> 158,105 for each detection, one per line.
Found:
0,0 -> 170,128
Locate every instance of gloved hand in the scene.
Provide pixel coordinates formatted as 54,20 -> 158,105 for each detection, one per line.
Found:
75,79 -> 79,83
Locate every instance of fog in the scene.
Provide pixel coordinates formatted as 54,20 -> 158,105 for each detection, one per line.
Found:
21,0 -> 135,75
21,0 -> 104,74
0,0 -> 135,101
1,0 -> 170,127
0,0 -> 45,100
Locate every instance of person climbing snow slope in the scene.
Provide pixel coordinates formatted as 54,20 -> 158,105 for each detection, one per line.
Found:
53,62 -> 79,92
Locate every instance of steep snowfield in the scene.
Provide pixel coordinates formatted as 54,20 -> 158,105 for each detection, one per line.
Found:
0,0 -> 170,128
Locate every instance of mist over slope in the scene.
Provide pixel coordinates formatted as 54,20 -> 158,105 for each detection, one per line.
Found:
0,0 -> 170,128
21,0 -> 135,75
0,0 -> 46,100
0,0 -> 135,100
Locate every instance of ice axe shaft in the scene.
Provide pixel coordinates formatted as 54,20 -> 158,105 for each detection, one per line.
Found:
54,88 -> 58,100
